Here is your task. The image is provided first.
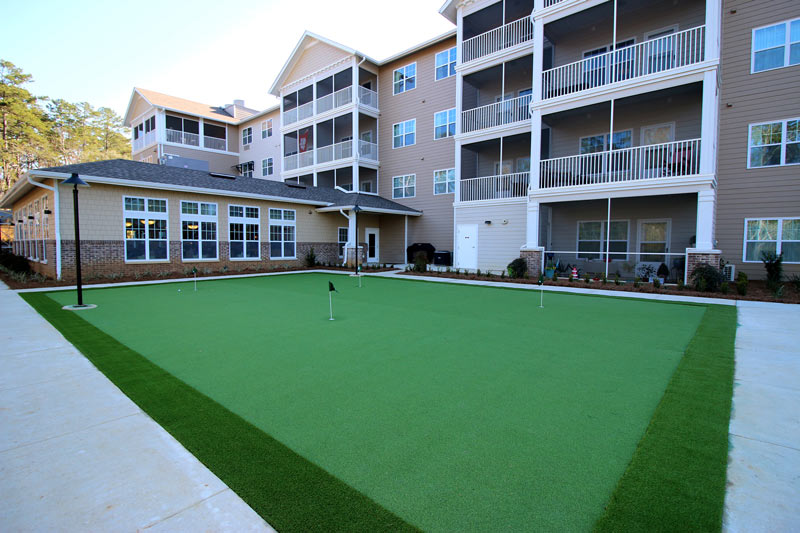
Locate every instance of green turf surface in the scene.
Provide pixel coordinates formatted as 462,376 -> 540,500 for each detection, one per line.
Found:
39,273 -> 716,531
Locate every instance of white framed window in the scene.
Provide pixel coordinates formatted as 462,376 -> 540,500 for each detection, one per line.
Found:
752,18 -> 800,73
229,205 -> 260,260
393,119 -> 416,148
41,195 -> 49,262
434,108 -> 456,139
393,63 -> 416,94
269,208 -> 296,259
748,118 -> 800,168
181,201 -> 218,260
743,218 -> 800,263
242,127 -> 253,146
434,168 -> 455,195
577,220 -> 629,260
241,161 -> 254,177
262,158 -> 273,177
123,196 -> 169,262
262,119 -> 273,139
638,219 -> 671,263
393,174 -> 416,199
435,47 -> 457,80
579,130 -> 633,153
338,227 -> 348,258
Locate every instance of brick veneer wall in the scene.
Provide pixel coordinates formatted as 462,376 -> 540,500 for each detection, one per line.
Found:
520,249 -> 544,276
686,251 -> 722,280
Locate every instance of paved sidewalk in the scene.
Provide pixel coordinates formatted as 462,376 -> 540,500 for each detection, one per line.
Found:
723,301 -> 800,532
0,282 -> 274,532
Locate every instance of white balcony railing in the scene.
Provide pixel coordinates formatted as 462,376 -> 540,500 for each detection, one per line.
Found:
132,137 -> 144,152
282,101 -> 313,126
317,140 -> 353,164
283,107 -> 298,126
460,172 -> 530,202
359,140 -> 378,161
166,129 -> 199,146
462,16 -> 534,63
462,94 -> 532,133
283,150 -> 315,172
543,0 -> 566,7
203,136 -> 226,151
539,138 -> 701,189
543,26 -> 706,99
132,130 -> 157,152
317,86 -> 353,115
358,86 -> 378,109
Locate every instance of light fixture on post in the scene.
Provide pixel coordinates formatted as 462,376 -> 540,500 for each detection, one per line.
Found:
62,173 -> 94,310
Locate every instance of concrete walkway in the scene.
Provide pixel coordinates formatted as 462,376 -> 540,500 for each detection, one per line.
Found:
0,281 -> 274,532
723,300 -> 800,532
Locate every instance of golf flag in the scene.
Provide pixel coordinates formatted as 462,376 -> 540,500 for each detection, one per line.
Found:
329,281 -> 338,292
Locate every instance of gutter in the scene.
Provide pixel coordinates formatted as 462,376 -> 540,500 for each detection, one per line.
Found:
26,175 -> 62,279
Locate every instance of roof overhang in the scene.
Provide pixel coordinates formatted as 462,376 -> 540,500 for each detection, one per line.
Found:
123,88 -> 152,127
439,0 -> 457,24
316,205 -> 422,216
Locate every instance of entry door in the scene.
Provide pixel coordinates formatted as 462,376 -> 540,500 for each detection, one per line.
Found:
639,219 -> 671,264
365,228 -> 379,263
456,224 -> 478,270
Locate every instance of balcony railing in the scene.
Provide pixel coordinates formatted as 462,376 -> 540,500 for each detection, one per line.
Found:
317,140 -> 353,164
132,130 -> 157,152
543,26 -> 706,99
539,138 -> 701,189
462,16 -> 534,63
543,0 -> 566,7
203,136 -> 226,151
462,94 -> 532,133
460,172 -> 530,202
317,86 -> 353,115
283,150 -> 315,172
358,86 -> 378,109
166,129 -> 199,146
358,140 -> 378,161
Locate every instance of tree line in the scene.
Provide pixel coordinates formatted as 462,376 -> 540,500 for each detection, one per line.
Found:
0,59 -> 130,192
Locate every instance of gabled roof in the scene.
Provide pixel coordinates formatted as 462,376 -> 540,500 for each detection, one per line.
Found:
123,88 -> 259,127
439,0 -> 457,24
268,31 -> 379,96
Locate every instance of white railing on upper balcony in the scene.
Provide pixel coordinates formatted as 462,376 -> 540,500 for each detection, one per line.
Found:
462,94 -> 532,133
539,138 -> 702,189
460,172 -> 530,202
203,136 -> 226,151
166,129 -> 199,146
358,140 -> 378,161
542,26 -> 706,99
462,16 -> 534,63
283,150 -> 315,172
317,86 -> 354,115
358,86 -> 378,109
132,137 -> 144,152
317,140 -> 353,164
283,100 -> 313,126
543,0 -> 566,7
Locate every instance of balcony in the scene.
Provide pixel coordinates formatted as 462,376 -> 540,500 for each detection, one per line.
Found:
283,86 -> 379,127
542,26 -> 706,100
283,150 -> 314,172
358,86 -> 378,110
462,94 -> 532,134
539,138 -> 701,189
358,140 -> 378,161
132,130 -> 156,152
317,140 -> 352,164
165,129 -> 199,147
462,16 -> 534,64
203,136 -> 226,151
460,172 -> 530,202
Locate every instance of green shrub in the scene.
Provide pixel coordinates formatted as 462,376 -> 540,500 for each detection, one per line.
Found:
551,271 -> 558,282
761,251 -> 783,290
633,277 -> 641,288
735,271 -> 748,295
507,257 -> 528,279
691,263 -> 725,292
500,270 -> 505,279
614,274 -> 621,286
653,278 -> 661,289
476,269 -> 481,277
720,281 -> 729,294
789,274 -> 800,292
677,279 -> 685,291
304,247 -> 317,268
601,273 -> 607,285
583,272 -> 591,283
412,251 -> 428,273
0,250 -> 31,274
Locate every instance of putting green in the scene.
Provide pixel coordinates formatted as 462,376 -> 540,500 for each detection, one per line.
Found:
48,274 -> 706,531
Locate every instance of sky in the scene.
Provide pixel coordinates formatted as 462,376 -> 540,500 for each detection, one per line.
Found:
2,0 -> 454,121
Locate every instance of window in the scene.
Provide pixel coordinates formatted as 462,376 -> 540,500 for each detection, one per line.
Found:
241,161 -> 254,177
393,63 -> 416,94
262,119 -> 273,138
262,158 -> 273,177
393,119 -> 416,148
434,109 -> 456,139
435,47 -> 457,80
229,205 -> 260,260
181,201 -> 218,260
577,220 -> 629,260
748,118 -> 800,167
579,130 -> 633,153
269,209 -> 296,259
242,127 -> 253,146
752,18 -> 800,73
744,218 -> 800,263
434,168 -> 455,195
123,196 -> 168,261
338,227 -> 348,257
393,174 -> 416,199
41,195 -> 49,262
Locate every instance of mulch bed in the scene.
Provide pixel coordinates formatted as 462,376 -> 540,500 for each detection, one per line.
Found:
399,270 -> 800,304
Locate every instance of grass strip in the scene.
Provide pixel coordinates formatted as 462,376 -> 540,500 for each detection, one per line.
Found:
21,291 -> 419,533
594,304 -> 737,532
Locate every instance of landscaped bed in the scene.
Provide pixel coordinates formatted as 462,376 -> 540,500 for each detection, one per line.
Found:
22,273 -> 736,532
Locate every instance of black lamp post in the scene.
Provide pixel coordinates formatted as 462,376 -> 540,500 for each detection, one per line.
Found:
352,204 -> 361,276
63,173 -> 89,306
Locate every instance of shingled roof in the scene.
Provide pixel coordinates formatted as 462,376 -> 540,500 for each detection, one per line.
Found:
1,159 -> 420,216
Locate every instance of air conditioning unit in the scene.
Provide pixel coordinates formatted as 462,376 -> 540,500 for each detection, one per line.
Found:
722,263 -> 735,281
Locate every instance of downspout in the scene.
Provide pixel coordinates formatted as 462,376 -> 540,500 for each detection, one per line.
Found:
27,175 -> 62,280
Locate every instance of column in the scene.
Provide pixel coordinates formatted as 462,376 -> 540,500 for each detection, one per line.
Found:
455,139 -> 462,203
705,0 -> 721,61
198,118 -> 204,149
530,108 -> 542,193
530,15 -> 544,194
531,16 -> 544,104
524,199 -> 541,250
695,188 -> 716,251
352,62 -> 360,192
699,69 -> 719,176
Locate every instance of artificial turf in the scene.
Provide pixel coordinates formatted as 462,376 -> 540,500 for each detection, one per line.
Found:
27,273 -> 735,531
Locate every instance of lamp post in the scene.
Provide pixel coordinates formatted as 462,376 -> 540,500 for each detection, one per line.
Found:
352,204 -> 361,276
63,173 -> 89,307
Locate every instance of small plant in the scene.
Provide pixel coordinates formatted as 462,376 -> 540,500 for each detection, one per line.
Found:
761,251 -> 783,290
773,284 -> 785,299
657,263 -> 669,281
720,281 -> 729,294
614,274 -> 620,286
568,274 -> 574,283
653,278 -> 661,289
789,274 -> 800,292
633,277 -> 641,288
636,263 -> 656,281
551,271 -> 558,282
583,272 -> 591,283
691,263 -> 725,292
500,270 -> 505,279
601,273 -> 607,285
507,258 -> 528,279
413,251 -> 428,273
677,279 -> 685,291
538,273 -> 544,284
476,269 -> 481,277
736,271 -> 748,296
696,277 -> 708,292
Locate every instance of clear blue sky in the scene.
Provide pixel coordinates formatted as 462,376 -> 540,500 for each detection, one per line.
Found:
2,0 -> 454,120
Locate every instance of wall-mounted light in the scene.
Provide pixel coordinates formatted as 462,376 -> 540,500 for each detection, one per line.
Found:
502,219 -> 509,225
44,209 -> 52,214
484,220 -> 491,225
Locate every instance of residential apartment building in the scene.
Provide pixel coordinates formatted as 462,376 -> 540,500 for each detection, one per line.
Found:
2,0 -> 797,281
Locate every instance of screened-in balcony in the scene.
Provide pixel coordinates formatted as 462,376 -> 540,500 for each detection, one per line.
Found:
462,95 -> 532,133
461,55 -> 532,134
461,1 -> 534,64
283,67 -> 379,127
166,129 -> 199,146
460,172 -> 530,201
459,132 -> 531,201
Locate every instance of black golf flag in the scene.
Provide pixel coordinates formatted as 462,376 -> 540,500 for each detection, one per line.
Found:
329,281 -> 338,292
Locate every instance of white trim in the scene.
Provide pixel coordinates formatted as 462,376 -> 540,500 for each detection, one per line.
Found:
228,204 -> 261,261
392,118 -> 417,148
434,46 -> 458,81
433,168 -> 456,195
747,117 -> 800,169
742,217 -> 800,263
638,218 -> 672,261
575,219 -> 630,261
122,195 -> 170,263
316,205 -> 421,216
268,208 -> 297,260
750,17 -> 800,74
179,200 -> 219,262
433,108 -> 456,140
365,227 -> 379,262
393,62 -> 418,95
392,174 -> 416,199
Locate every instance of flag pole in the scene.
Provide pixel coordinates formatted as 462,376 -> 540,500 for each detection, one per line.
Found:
329,291 -> 334,320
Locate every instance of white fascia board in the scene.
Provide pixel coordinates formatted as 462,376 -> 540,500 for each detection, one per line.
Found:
123,88 -> 152,127
158,104 -> 238,125
439,0 -> 456,23
316,205 -> 422,216
0,175 -> 36,208
379,29 -> 457,65
26,170 -> 333,207
235,104 -> 281,126
532,175 -> 716,203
